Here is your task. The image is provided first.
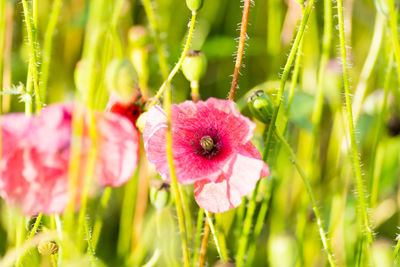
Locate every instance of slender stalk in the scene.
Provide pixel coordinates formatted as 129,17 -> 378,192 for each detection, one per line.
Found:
21,0 -> 42,113
92,186 -> 112,249
149,12 -> 197,107
228,0 -> 251,101
335,0 -> 373,245
164,72 -> 190,267
370,54 -> 393,207
27,213 -> 43,240
83,218 -> 96,266
282,4 -> 305,134
180,186 -> 193,246
274,129 -> 337,267
0,0 -> 6,112
198,218 -> 210,267
39,0 -> 63,102
190,81 -> 199,102
246,179 -> 274,266
193,208 -> 205,266
141,0 -> 169,79
204,211 -> 226,262
117,168 -> 139,258
388,0 -> 400,81
263,0 -> 316,161
353,13 -> 385,121
236,184 -> 259,267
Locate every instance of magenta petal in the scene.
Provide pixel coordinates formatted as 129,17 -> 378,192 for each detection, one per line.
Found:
95,112 -> 140,187
194,152 -> 266,213
1,114 -> 32,156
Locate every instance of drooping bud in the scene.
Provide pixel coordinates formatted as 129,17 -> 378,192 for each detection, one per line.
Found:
200,135 -> 214,152
186,0 -> 203,13
182,50 -> 207,84
150,180 -> 172,210
247,90 -> 274,124
105,59 -> 138,101
38,241 -> 59,256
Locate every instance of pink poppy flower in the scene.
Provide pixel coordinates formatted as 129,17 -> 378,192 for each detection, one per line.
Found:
0,103 -> 139,215
143,98 -> 269,213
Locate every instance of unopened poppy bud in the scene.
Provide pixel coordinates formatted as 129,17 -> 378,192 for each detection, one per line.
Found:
186,0 -> 203,12
38,240 -> 59,256
136,111 -> 148,133
128,26 -> 150,49
150,180 -> 171,210
182,50 -> 207,84
105,59 -> 138,100
247,90 -> 274,124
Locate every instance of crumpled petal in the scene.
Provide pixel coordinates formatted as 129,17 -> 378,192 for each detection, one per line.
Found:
194,150 -> 267,213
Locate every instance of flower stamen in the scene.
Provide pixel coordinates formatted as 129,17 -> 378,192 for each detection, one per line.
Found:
200,135 -> 214,151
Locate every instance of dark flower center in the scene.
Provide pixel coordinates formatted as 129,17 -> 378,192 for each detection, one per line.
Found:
190,127 -> 222,159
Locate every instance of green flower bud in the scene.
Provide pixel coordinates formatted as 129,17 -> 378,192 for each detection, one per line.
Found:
186,0 -> 203,12
150,180 -> 171,210
38,241 -> 59,256
128,26 -> 150,49
182,50 -> 207,83
105,59 -> 138,100
247,90 -> 274,124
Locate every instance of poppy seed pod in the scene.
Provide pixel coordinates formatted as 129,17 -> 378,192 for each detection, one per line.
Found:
182,50 -> 207,84
247,90 -> 274,124
105,59 -> 138,100
186,0 -> 203,12
38,241 -> 59,256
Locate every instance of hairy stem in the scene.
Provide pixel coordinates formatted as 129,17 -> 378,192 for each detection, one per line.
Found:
274,129 -> 337,267
336,0 -> 373,245
149,12 -> 197,107
229,0 -> 251,101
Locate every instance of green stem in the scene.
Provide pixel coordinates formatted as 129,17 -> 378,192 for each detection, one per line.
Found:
263,0 -> 316,161
149,12 -> 197,107
192,208 -> 204,266
164,72 -> 190,267
274,129 -> 337,267
39,0 -> 63,103
388,0 -> 400,81
353,13 -> 385,121
179,186 -> 193,246
370,54 -> 393,207
141,0 -> 169,80
236,184 -> 259,267
246,179 -> 274,267
204,211 -> 226,262
21,0 -> 42,113
117,168 -> 139,258
0,0 -> 6,114
84,218 -> 96,266
92,186 -> 112,249
336,0 -> 373,245
27,213 -> 43,240
282,4 -> 305,135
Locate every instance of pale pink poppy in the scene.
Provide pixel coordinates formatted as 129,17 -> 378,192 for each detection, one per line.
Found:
143,98 -> 269,213
0,103 -> 139,215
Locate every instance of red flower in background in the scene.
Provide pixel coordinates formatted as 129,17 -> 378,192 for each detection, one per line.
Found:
143,98 -> 269,213
0,103 -> 139,215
